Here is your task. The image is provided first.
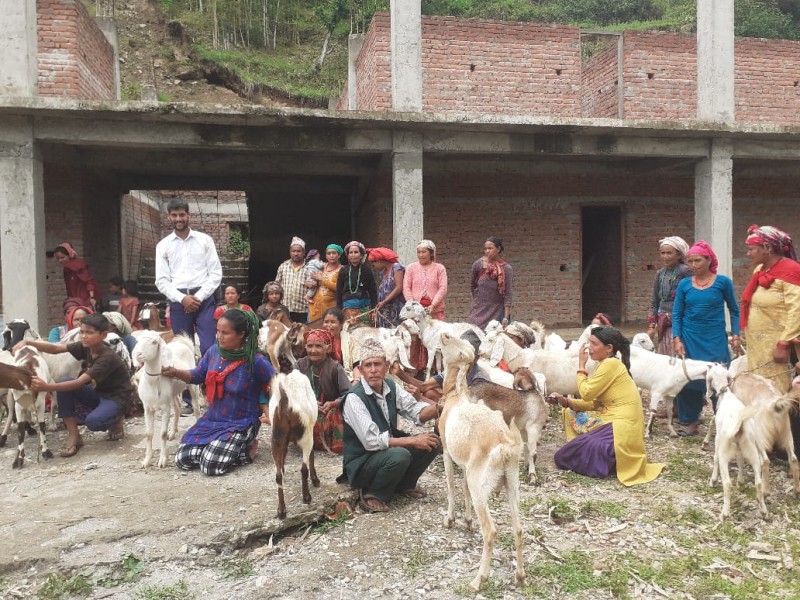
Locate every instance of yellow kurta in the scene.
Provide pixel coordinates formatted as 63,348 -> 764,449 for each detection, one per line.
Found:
308,267 -> 340,322
562,358 -> 664,486
745,270 -> 800,392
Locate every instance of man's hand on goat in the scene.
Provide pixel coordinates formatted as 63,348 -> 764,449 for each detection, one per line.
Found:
319,400 -> 338,415
410,433 -> 440,451
11,340 -> 28,354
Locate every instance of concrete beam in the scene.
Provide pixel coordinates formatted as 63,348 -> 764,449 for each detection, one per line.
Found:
392,131 -> 423,266
95,17 -> 122,101
697,0 -> 735,121
0,0 -> 38,97
347,34 -> 365,111
0,117 -> 48,331
695,138 -> 733,277
390,0 -> 423,112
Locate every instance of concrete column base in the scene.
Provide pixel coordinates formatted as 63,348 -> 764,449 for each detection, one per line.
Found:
694,138 -> 733,277
392,131 -> 424,266
0,117 -> 48,331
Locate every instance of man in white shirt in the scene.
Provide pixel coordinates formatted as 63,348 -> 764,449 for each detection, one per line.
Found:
155,199 -> 222,362
341,338 -> 440,513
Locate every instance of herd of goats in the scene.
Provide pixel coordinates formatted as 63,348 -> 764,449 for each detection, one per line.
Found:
2,300 -> 799,591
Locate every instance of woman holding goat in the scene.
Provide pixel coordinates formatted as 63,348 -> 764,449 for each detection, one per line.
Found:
741,224 -> 800,393
672,241 -> 740,436
164,309 -> 275,476
548,326 -> 664,486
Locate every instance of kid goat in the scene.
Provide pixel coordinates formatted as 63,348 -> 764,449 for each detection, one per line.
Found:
438,331 -> 525,592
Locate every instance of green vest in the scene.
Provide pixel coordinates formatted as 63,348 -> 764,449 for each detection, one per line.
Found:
342,379 -> 404,481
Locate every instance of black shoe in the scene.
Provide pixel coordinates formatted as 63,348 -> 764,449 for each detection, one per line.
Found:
180,404 -> 194,417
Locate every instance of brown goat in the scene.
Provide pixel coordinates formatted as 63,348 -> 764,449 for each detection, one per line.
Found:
468,367 -> 548,484
0,362 -> 34,448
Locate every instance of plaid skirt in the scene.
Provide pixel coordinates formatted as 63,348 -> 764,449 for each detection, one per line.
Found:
175,425 -> 258,476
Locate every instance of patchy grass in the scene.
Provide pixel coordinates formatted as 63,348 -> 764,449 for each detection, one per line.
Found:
402,549 -> 449,578
100,554 -> 145,587
37,573 -> 93,599
454,576 -> 505,598
524,550 -> 609,595
663,452 -> 711,485
314,510 -> 349,535
579,499 -> 629,519
219,556 -> 255,579
546,497 -> 576,522
135,580 -> 191,600
557,469 -> 599,486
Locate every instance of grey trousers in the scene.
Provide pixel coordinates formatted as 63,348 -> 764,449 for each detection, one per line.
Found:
350,446 -> 440,502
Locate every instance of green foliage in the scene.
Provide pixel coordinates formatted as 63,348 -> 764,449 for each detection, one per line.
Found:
100,554 -> 145,587
219,556 -> 255,579
37,573 -> 93,599
736,0 -> 800,39
157,92 -> 171,102
227,229 -> 251,257
315,0 -> 349,33
579,499 -> 629,519
135,580 -> 191,600
122,81 -> 142,101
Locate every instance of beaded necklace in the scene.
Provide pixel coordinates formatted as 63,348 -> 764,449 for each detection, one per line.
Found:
348,265 -> 362,294
309,363 -> 323,399
658,265 -> 681,301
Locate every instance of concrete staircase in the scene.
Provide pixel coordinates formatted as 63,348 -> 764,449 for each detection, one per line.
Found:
136,256 -> 250,304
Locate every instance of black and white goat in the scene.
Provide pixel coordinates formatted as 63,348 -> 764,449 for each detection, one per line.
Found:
8,346 -> 54,468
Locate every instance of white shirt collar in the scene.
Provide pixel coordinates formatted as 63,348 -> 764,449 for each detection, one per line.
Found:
168,228 -> 196,242
361,379 -> 390,397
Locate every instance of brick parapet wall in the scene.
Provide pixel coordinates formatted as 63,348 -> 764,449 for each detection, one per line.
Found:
735,38 -> 800,125
581,42 -> 619,118
37,0 -> 115,100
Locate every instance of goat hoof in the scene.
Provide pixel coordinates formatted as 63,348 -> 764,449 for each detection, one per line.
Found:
515,573 -> 526,588
43,449 -> 54,460
141,459 -> 151,469
302,494 -> 312,504
157,458 -> 167,469
443,516 -> 454,529
0,435 -> 6,447
469,576 -> 483,592
312,478 -> 320,488
12,457 -> 24,469
276,510 -> 286,520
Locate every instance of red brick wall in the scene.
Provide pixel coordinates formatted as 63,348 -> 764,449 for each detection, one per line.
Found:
349,13 -> 392,112
122,192 -> 162,285
157,191 -> 248,255
621,31 -> 697,120
735,38 -> 800,125
581,43 -> 619,118
37,0 -> 115,100
421,17 -> 580,115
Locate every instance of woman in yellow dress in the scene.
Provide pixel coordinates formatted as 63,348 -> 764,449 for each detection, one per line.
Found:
307,244 -> 342,323
740,225 -> 800,393
548,326 -> 664,486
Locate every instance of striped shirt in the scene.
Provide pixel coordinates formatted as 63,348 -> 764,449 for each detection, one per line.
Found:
275,259 -> 308,313
342,379 -> 427,451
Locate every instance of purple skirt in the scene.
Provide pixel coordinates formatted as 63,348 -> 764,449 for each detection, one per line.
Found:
554,423 -> 616,479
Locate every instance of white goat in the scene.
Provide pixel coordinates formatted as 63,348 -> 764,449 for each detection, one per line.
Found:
8,346 -> 54,468
269,367 -> 319,519
439,331 -> 525,592
0,352 -> 33,449
706,365 -> 765,520
631,333 -> 655,352
132,332 -> 198,468
399,301 -> 484,378
630,346 -> 714,438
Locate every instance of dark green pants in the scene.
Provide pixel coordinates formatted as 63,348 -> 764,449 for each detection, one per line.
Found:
350,446 -> 440,502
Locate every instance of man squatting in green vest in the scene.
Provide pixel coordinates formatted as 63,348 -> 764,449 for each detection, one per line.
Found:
341,337 -> 441,513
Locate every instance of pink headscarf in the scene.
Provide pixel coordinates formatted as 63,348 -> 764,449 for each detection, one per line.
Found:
687,240 -> 718,273
57,242 -> 78,259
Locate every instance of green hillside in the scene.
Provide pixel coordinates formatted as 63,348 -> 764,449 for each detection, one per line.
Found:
146,0 -> 800,103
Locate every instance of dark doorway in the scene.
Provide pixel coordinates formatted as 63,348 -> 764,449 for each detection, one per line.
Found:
246,178 -> 354,306
581,206 -> 623,324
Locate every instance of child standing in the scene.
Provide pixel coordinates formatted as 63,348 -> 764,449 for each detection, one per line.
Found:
19,313 -> 133,457
119,280 -> 141,330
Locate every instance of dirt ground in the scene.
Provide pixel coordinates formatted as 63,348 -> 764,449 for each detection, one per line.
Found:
2,394 -> 800,600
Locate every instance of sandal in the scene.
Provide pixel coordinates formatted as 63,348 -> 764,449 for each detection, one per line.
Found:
677,425 -> 699,437
400,488 -> 428,500
107,416 -> 124,441
59,440 -> 83,458
358,494 -> 390,513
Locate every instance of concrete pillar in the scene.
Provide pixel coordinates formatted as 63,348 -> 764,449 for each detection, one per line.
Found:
392,132 -> 424,266
390,0 -> 423,112
697,0 -> 734,121
347,33 -> 365,110
694,139 -> 733,277
0,0 -> 38,97
95,17 -> 122,100
0,117 -> 48,332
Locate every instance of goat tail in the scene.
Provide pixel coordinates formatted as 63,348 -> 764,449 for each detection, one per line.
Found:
733,405 -> 759,440
503,421 -> 524,464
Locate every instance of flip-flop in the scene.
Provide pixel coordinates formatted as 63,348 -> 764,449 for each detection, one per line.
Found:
677,427 -> 698,437
358,494 -> 390,513
58,441 -> 83,458
400,488 -> 428,500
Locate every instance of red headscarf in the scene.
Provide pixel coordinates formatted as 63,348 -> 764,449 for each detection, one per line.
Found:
304,328 -> 334,347
66,305 -> 93,330
57,242 -> 78,259
686,240 -> 718,273
367,247 -> 399,263
745,224 -> 797,261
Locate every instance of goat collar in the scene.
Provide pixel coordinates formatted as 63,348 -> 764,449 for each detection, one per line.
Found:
680,357 -> 691,382
144,370 -> 162,377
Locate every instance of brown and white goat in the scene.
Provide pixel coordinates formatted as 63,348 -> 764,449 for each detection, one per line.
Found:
707,364 -> 800,521
269,361 -> 319,519
8,346 -> 54,468
467,367 -> 548,484
259,321 -> 307,372
439,332 -> 525,591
